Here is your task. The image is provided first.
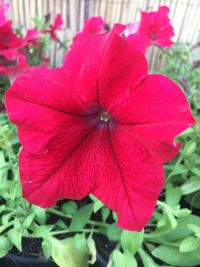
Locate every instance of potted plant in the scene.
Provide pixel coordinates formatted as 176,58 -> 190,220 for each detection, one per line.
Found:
1,1 -> 200,267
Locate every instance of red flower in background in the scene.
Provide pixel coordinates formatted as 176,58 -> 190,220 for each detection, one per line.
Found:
0,0 -> 40,60
128,6 -> 174,53
73,16 -> 105,43
5,25 -> 195,231
0,0 -> 9,25
0,20 -> 40,60
43,14 -> 63,40
0,53 -> 29,83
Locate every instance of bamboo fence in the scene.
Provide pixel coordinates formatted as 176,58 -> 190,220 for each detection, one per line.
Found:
7,0 -> 200,69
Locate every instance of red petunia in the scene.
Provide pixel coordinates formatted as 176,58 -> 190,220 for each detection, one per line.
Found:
5,25 -> 195,231
43,14 -> 63,40
128,6 -> 174,53
0,53 -> 29,83
0,20 -> 40,60
73,16 -> 105,43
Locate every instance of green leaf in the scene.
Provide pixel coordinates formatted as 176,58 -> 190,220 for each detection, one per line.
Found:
55,219 -> 68,230
48,235 -> 89,267
190,167 -> 200,177
86,235 -> 96,264
149,215 -> 200,242
183,141 -> 196,156
9,180 -> 21,201
90,195 -> 104,213
101,207 -> 110,222
179,236 -> 199,252
0,151 -> 6,180
7,229 -> 22,252
124,251 -> 137,267
173,208 -> 191,217
170,164 -> 188,176
181,177 -> 200,195
0,249 -> 8,258
32,205 -> 46,224
32,225 -> 54,238
112,250 -> 127,267
138,248 -> 159,267
166,183 -> 182,207
157,215 -> 168,228
62,201 -> 78,216
0,236 -> 12,252
42,238 -> 52,259
70,204 -> 93,231
152,245 -> 200,266
187,224 -> 200,236
121,230 -> 143,254
93,200 -> 104,213
74,234 -> 87,252
107,224 -> 122,241
23,213 -> 35,229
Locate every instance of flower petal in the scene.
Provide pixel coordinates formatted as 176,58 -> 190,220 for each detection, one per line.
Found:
5,67 -> 88,154
93,126 -> 164,231
19,125 -> 106,207
98,33 -> 148,109
64,24 -> 147,109
111,74 -> 195,162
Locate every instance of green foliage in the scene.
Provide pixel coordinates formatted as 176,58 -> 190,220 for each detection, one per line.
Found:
47,234 -> 96,267
69,204 -> 93,231
121,230 -> 144,255
152,245 -> 200,266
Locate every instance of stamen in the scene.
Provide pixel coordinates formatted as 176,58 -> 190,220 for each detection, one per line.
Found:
100,111 -> 110,122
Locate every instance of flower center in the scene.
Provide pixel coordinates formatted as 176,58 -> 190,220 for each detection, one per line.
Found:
100,111 -> 110,122
151,34 -> 157,40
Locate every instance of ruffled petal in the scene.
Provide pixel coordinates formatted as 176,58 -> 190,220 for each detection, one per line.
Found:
111,74 -> 195,162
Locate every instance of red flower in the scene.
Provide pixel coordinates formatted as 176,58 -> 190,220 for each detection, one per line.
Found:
43,14 -> 63,40
128,6 -> 174,53
73,16 -> 105,43
0,21 -> 40,60
0,53 -> 29,83
5,25 -> 195,231
0,0 -> 9,26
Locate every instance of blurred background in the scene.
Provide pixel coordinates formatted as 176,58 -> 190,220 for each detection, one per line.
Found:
7,0 -> 200,69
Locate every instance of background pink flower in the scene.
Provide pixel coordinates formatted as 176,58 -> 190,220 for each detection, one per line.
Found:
0,53 -> 29,83
73,16 -> 105,43
127,6 -> 174,53
43,14 -> 63,40
0,20 -> 40,60
0,0 -> 9,26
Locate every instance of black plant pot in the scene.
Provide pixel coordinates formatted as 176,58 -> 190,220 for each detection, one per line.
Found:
0,235 -> 111,267
0,253 -> 56,267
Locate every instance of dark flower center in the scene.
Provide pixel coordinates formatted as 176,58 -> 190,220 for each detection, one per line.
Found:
150,34 -> 157,40
82,104 -> 115,128
100,111 -> 110,122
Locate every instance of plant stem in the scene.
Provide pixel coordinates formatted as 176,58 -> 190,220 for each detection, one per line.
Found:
48,207 -> 110,228
146,240 -> 180,248
50,228 -> 100,236
165,156 -> 182,184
